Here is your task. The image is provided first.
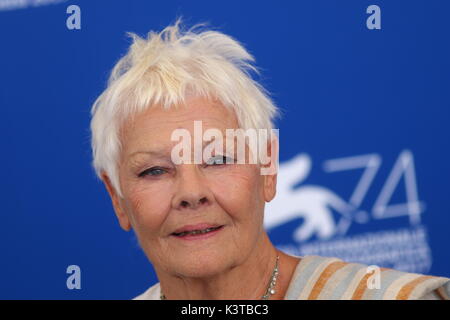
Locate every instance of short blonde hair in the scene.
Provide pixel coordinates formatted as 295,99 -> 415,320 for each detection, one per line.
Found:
90,18 -> 279,197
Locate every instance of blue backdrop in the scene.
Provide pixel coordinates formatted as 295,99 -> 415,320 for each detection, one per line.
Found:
0,0 -> 448,299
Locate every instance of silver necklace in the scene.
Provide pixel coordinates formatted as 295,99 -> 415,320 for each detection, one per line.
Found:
160,254 -> 280,300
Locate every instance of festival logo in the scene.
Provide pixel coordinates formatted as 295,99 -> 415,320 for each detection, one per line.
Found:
264,150 -> 432,274
0,0 -> 66,12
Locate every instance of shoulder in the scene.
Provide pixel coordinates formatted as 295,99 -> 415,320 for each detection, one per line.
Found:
284,255 -> 450,300
133,282 -> 161,300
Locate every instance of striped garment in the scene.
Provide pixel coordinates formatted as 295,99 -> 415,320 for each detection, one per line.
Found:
133,255 -> 450,300
284,255 -> 450,300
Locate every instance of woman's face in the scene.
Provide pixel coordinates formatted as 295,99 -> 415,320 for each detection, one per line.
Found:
103,96 -> 276,278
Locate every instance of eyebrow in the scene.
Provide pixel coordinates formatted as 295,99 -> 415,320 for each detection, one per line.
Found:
127,136 -> 235,160
127,149 -> 169,159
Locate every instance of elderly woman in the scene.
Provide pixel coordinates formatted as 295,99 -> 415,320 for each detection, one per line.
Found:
90,20 -> 450,300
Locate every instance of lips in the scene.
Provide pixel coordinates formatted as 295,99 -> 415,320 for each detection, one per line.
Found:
171,223 -> 223,237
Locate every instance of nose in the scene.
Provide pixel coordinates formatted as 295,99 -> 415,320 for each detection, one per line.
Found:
171,165 -> 212,210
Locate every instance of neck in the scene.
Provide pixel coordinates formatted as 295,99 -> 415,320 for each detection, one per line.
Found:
156,232 -> 287,300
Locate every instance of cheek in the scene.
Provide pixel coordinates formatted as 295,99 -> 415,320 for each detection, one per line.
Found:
122,180 -> 172,234
209,166 -> 264,221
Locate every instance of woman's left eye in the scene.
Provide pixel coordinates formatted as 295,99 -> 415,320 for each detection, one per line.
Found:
205,155 -> 233,166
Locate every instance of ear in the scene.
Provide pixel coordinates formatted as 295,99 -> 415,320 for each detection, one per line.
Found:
262,137 -> 278,202
101,172 -> 132,231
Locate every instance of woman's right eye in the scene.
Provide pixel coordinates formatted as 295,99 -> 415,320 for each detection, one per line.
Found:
138,167 -> 167,177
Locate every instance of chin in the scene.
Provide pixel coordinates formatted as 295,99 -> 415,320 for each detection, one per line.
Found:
171,254 -> 231,279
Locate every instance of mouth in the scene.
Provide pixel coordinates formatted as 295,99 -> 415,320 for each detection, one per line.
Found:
171,225 -> 224,240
